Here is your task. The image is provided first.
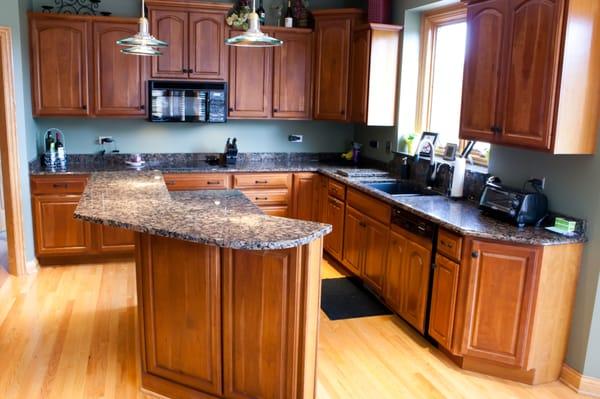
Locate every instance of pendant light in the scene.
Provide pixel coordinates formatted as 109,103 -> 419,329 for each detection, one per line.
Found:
225,0 -> 283,47
116,0 -> 168,56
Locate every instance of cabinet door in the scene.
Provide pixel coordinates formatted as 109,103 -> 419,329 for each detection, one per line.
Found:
30,16 -> 90,116
313,17 -> 351,121
315,176 -> 329,223
32,195 -> 93,256
189,11 -> 227,80
223,248 -> 302,399
95,224 -> 135,254
150,9 -> 188,79
292,173 -> 316,221
362,217 -> 388,293
228,32 -> 273,118
400,238 -> 432,334
462,240 -> 539,367
92,21 -> 147,116
342,206 -> 364,276
429,255 -> 460,350
349,27 -> 370,124
383,230 -> 408,314
460,0 -> 507,142
272,31 -> 313,119
499,0 -> 564,150
324,196 -> 344,262
138,235 -> 222,395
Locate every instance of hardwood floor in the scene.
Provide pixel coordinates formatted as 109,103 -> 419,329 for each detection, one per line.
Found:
0,260 -> 589,399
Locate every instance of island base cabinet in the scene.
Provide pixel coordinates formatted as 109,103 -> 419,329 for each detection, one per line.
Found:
136,233 -> 323,399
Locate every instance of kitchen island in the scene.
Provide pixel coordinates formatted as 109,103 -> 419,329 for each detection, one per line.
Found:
74,171 -> 331,399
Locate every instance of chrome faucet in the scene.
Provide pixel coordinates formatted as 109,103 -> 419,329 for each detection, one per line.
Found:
414,139 -> 437,185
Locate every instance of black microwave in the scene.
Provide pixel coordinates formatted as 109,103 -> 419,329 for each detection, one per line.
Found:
148,80 -> 227,123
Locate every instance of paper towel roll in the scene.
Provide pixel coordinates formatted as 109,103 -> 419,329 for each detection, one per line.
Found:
451,157 -> 466,198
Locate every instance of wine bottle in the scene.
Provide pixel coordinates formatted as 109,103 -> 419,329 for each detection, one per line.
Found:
257,0 -> 266,25
284,0 -> 293,27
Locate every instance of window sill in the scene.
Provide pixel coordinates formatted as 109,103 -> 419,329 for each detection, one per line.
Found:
393,150 -> 489,174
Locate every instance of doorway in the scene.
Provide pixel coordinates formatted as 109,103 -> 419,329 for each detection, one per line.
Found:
0,26 -> 28,277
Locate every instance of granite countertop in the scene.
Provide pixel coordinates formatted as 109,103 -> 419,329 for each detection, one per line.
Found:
74,171 -> 331,250
41,157 -> 585,247
318,170 -> 587,246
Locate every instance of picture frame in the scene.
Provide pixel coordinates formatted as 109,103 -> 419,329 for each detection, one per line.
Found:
418,132 -> 439,157
443,143 -> 458,161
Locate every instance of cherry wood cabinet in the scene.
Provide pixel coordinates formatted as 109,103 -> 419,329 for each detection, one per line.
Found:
342,206 -> 389,292
228,31 -> 273,118
428,254 -> 460,350
349,23 -> 402,126
383,226 -> 432,333
92,21 -> 147,116
138,235 -> 222,396
323,195 -> 345,262
460,0 -> 600,154
292,173 -> 317,221
29,13 -> 147,117
29,15 -> 90,116
146,1 -> 230,81
95,225 -> 136,254
272,30 -> 313,119
32,194 -> 93,257
313,9 -> 364,121
461,239 -> 539,367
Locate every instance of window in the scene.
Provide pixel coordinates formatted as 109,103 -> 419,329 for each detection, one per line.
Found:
415,5 -> 490,166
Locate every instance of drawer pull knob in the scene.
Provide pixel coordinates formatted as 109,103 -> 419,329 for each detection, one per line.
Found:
472,251 -> 479,258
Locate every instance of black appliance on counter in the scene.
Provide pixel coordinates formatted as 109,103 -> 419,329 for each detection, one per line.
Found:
148,80 -> 227,123
479,177 -> 548,227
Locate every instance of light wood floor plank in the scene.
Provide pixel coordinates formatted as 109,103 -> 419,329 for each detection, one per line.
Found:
0,260 -> 590,399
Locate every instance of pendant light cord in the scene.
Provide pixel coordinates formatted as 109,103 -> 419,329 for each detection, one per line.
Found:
141,0 -> 145,18
252,0 -> 256,13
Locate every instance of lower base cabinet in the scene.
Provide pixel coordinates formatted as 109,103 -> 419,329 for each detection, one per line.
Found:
137,233 -> 323,399
384,226 -> 432,334
428,254 -> 460,350
323,195 -> 345,261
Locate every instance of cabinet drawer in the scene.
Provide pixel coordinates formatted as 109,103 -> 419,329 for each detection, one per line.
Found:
327,179 -> 346,200
437,229 -> 463,262
31,175 -> 89,195
242,189 -> 289,206
233,173 -> 290,189
163,173 -> 231,191
347,188 -> 391,224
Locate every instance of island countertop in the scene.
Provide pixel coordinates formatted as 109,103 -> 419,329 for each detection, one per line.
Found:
73,171 -> 331,250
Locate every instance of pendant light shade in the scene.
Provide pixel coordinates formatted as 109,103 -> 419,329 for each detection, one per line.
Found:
117,0 -> 167,56
225,1 -> 283,47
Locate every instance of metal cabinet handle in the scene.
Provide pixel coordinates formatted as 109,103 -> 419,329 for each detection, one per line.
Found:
52,183 -> 68,189
255,197 -> 268,201
471,251 -> 479,258
165,181 -> 175,186
255,180 -> 268,184
441,240 -> 453,248
206,181 -> 221,185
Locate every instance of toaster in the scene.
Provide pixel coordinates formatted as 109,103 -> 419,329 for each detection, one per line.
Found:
479,180 -> 548,227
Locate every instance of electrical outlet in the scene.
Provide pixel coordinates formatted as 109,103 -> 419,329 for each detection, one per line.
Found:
98,136 -> 113,144
288,134 -> 303,143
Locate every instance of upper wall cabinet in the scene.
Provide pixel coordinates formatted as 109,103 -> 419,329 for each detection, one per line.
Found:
460,0 -> 600,154
228,27 -> 313,120
30,15 -> 90,116
349,23 -> 402,126
146,0 -> 230,81
313,9 -> 364,122
29,13 -> 147,117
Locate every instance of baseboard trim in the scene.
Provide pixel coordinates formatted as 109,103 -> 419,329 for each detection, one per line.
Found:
25,258 -> 40,275
560,363 -> 600,397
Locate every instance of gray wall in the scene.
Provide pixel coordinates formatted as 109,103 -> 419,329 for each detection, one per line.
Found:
29,0 -> 360,155
0,0 -> 36,262
355,0 -> 600,378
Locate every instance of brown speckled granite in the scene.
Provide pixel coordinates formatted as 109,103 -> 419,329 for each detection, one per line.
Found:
318,170 -> 586,246
38,156 -> 584,247
74,171 -> 331,250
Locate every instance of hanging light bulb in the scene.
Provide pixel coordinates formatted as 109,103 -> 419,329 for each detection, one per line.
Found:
225,0 -> 283,47
117,0 -> 168,56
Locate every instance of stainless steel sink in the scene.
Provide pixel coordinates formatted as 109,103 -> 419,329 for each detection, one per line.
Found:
363,181 -> 439,197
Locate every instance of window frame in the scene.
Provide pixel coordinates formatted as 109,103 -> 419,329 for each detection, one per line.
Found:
415,4 -> 489,167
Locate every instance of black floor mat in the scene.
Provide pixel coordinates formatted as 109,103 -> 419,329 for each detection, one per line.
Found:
320,277 -> 393,320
